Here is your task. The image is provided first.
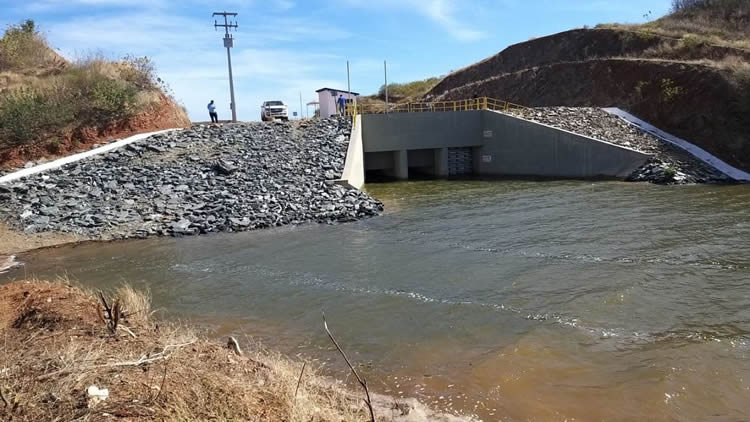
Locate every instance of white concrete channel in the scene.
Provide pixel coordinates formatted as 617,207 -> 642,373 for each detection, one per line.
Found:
0,129 -> 180,185
604,108 -> 750,182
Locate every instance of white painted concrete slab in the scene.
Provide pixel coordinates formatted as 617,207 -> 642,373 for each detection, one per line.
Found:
335,115 -> 364,189
603,108 -> 750,182
0,255 -> 20,274
0,128 -> 181,184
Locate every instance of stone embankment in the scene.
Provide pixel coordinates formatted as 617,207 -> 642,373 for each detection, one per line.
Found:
0,117 -> 383,239
508,107 -> 727,184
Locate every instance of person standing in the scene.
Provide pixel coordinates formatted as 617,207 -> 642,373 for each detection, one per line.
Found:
337,94 -> 346,115
208,100 -> 218,123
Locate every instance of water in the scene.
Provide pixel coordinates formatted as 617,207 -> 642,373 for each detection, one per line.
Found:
5,180 -> 750,421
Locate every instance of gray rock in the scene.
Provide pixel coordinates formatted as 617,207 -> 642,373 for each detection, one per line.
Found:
213,159 -> 238,175
0,116 -> 383,238
32,215 -> 50,226
39,206 -> 59,216
171,219 -> 191,231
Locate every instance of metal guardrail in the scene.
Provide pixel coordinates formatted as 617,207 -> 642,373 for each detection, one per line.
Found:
346,97 -> 530,117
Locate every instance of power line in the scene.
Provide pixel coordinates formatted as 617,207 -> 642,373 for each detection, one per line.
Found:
213,11 -> 238,122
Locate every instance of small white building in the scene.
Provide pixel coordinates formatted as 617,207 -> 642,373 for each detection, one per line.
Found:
316,88 -> 359,118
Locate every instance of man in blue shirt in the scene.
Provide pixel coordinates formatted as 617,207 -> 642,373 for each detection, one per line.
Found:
208,100 -> 218,123
337,95 -> 346,115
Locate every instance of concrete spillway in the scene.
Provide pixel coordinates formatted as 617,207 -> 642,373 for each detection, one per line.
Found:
338,110 -> 650,189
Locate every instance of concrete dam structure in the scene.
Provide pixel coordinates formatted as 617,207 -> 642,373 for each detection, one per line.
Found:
338,108 -> 650,189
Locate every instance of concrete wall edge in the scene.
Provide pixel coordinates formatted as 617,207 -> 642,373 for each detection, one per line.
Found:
334,115 -> 365,190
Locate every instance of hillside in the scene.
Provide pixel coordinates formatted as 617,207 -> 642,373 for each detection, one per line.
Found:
424,1 -> 750,172
0,20 -> 190,170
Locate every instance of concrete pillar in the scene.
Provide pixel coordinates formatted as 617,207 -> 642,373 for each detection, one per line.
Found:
393,149 -> 408,179
434,148 -> 449,177
472,146 -> 483,175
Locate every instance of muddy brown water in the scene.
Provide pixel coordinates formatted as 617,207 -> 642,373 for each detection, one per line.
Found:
4,180 -> 750,421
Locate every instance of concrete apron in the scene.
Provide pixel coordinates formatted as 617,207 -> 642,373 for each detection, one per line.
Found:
0,129 -> 181,185
603,108 -> 750,182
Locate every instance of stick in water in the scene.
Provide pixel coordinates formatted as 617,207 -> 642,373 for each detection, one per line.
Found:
322,312 -> 375,422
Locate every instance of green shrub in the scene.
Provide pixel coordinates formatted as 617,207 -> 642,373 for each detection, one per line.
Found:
0,19 -> 50,70
0,87 -> 75,147
88,77 -> 138,120
663,166 -> 678,180
660,78 -> 683,102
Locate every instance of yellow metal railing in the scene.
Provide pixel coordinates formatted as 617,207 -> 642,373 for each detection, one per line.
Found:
346,97 -> 530,117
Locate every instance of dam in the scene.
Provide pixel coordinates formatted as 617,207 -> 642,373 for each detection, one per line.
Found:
337,98 -> 650,189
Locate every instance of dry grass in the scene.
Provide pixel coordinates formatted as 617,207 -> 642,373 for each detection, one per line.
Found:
596,23 -> 750,50
0,280 -> 452,421
115,283 -> 152,324
376,78 -> 442,102
597,0 -> 750,51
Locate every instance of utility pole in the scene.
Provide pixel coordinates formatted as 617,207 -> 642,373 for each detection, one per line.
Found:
213,11 -> 238,122
346,61 -> 352,116
346,61 -> 351,96
299,91 -> 303,120
384,60 -> 388,114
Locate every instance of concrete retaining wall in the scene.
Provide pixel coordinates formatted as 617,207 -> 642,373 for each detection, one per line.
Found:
478,111 -> 649,178
362,111 -> 482,153
354,110 -> 649,181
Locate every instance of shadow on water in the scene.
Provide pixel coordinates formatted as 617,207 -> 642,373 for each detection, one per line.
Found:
4,180 -> 750,420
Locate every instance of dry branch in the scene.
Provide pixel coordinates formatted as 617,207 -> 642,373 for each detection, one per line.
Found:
36,340 -> 196,381
294,362 -> 307,405
0,386 -> 8,408
151,358 -> 169,403
98,291 -> 121,334
322,312 -> 375,422
119,325 -> 137,338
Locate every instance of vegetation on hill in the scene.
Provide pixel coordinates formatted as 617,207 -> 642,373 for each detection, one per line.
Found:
375,77 -> 441,102
0,19 -> 189,167
599,0 -> 750,49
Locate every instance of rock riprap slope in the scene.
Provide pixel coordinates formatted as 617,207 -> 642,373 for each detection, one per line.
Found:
0,118 -> 383,238
508,107 -> 726,184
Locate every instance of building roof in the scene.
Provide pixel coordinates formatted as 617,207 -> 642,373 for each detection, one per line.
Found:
315,87 -> 360,95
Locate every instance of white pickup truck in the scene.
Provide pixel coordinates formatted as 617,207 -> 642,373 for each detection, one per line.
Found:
260,100 -> 289,121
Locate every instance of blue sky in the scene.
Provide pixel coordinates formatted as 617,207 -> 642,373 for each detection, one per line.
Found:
4,0 -> 672,121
